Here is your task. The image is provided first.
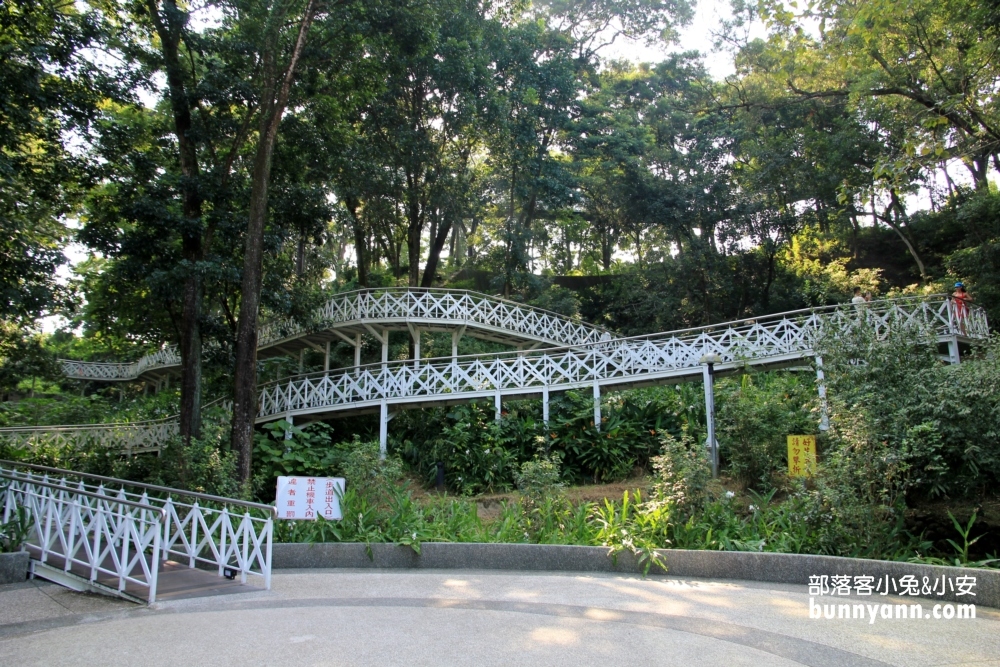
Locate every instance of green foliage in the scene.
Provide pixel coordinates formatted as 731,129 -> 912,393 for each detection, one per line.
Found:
821,321 -> 1000,500
254,420 -> 339,481
717,372 -> 816,492
514,452 -> 564,497
649,430 -> 710,521
0,505 -> 34,553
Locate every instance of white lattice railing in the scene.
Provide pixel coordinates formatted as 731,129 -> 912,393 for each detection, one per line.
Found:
30,295 -> 989,449
258,287 -> 614,349
0,420 -> 177,456
1,468 -> 164,604
60,288 -> 614,382
60,346 -> 181,382
257,296 -> 989,420
0,462 -> 274,603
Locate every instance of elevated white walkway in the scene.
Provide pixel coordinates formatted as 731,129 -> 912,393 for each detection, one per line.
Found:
256,295 -> 987,451
4,292 -> 989,455
58,289 -> 615,383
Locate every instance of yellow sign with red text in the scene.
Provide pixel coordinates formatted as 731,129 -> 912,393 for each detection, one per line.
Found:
787,435 -> 817,477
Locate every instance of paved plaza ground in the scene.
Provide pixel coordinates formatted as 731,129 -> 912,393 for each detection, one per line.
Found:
0,569 -> 997,666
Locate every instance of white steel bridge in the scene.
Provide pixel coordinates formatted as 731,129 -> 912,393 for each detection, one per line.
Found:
4,290 -> 988,456
57,289 -> 617,385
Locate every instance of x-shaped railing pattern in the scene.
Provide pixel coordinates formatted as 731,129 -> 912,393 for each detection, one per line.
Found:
20,295 -> 990,451
257,296 -> 989,420
1,470 -> 164,603
0,463 -> 274,603
0,420 -> 177,456
258,288 -> 613,348
59,288 -> 613,382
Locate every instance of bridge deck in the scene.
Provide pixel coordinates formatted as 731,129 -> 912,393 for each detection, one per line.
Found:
27,543 -> 262,603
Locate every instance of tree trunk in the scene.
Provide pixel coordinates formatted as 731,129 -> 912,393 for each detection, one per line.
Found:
888,190 -> 928,282
345,197 -> 368,286
148,0 -> 204,446
405,171 -> 423,287
231,0 -> 317,484
421,215 -> 452,287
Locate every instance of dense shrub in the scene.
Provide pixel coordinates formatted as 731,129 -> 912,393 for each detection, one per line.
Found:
717,372 -> 817,492
821,323 -> 1000,500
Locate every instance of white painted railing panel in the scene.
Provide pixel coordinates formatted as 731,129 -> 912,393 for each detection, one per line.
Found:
0,464 -> 274,600
257,297 -> 989,420
1,470 -> 164,603
60,289 -> 613,382
0,421 -> 177,455
21,295 -> 989,453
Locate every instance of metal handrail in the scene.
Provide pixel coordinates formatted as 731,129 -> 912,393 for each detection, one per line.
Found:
0,469 -> 165,516
279,286 -> 618,335
58,287 -> 617,382
259,295 -> 986,389
0,460 -> 275,516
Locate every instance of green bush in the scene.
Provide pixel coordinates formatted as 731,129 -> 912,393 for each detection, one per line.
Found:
717,372 -> 816,491
649,430 -> 711,521
514,452 -> 564,497
821,322 -> 1000,500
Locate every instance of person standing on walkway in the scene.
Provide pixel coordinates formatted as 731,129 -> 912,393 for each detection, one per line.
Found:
851,287 -> 866,305
953,282 -> 972,333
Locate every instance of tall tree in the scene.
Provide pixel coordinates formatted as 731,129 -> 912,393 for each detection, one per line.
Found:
231,0 -> 320,483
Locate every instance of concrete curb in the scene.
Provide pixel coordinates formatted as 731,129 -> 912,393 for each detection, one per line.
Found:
0,552 -> 29,585
273,542 -> 1000,608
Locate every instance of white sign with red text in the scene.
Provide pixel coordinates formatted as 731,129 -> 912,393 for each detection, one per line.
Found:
275,476 -> 345,520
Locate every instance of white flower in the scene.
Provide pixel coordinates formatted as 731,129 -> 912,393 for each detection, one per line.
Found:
725,491 -> 735,499
749,504 -> 758,512
412,532 -> 417,540
485,448 -> 490,454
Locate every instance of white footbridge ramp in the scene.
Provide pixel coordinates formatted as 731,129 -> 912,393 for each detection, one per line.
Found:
0,460 -> 274,604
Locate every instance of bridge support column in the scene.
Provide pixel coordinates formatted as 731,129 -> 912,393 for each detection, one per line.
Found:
947,336 -> 961,364
593,381 -> 601,432
354,333 -> 362,371
816,356 -> 829,432
298,349 -> 304,374
409,325 -> 421,370
701,359 -> 719,479
324,342 -> 330,372
451,325 -> 465,363
381,331 -> 388,371
495,392 -> 502,421
542,387 -> 549,427
379,400 -> 388,459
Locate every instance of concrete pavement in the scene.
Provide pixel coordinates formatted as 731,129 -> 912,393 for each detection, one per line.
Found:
0,569 -> 998,666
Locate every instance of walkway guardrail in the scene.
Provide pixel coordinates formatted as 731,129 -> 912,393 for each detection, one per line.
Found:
0,461 -> 275,603
1,468 -> 164,604
60,346 -> 182,382
58,288 -> 615,382
257,287 -> 615,349
0,419 -> 177,456
25,295 -> 990,455
258,295 -> 989,422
